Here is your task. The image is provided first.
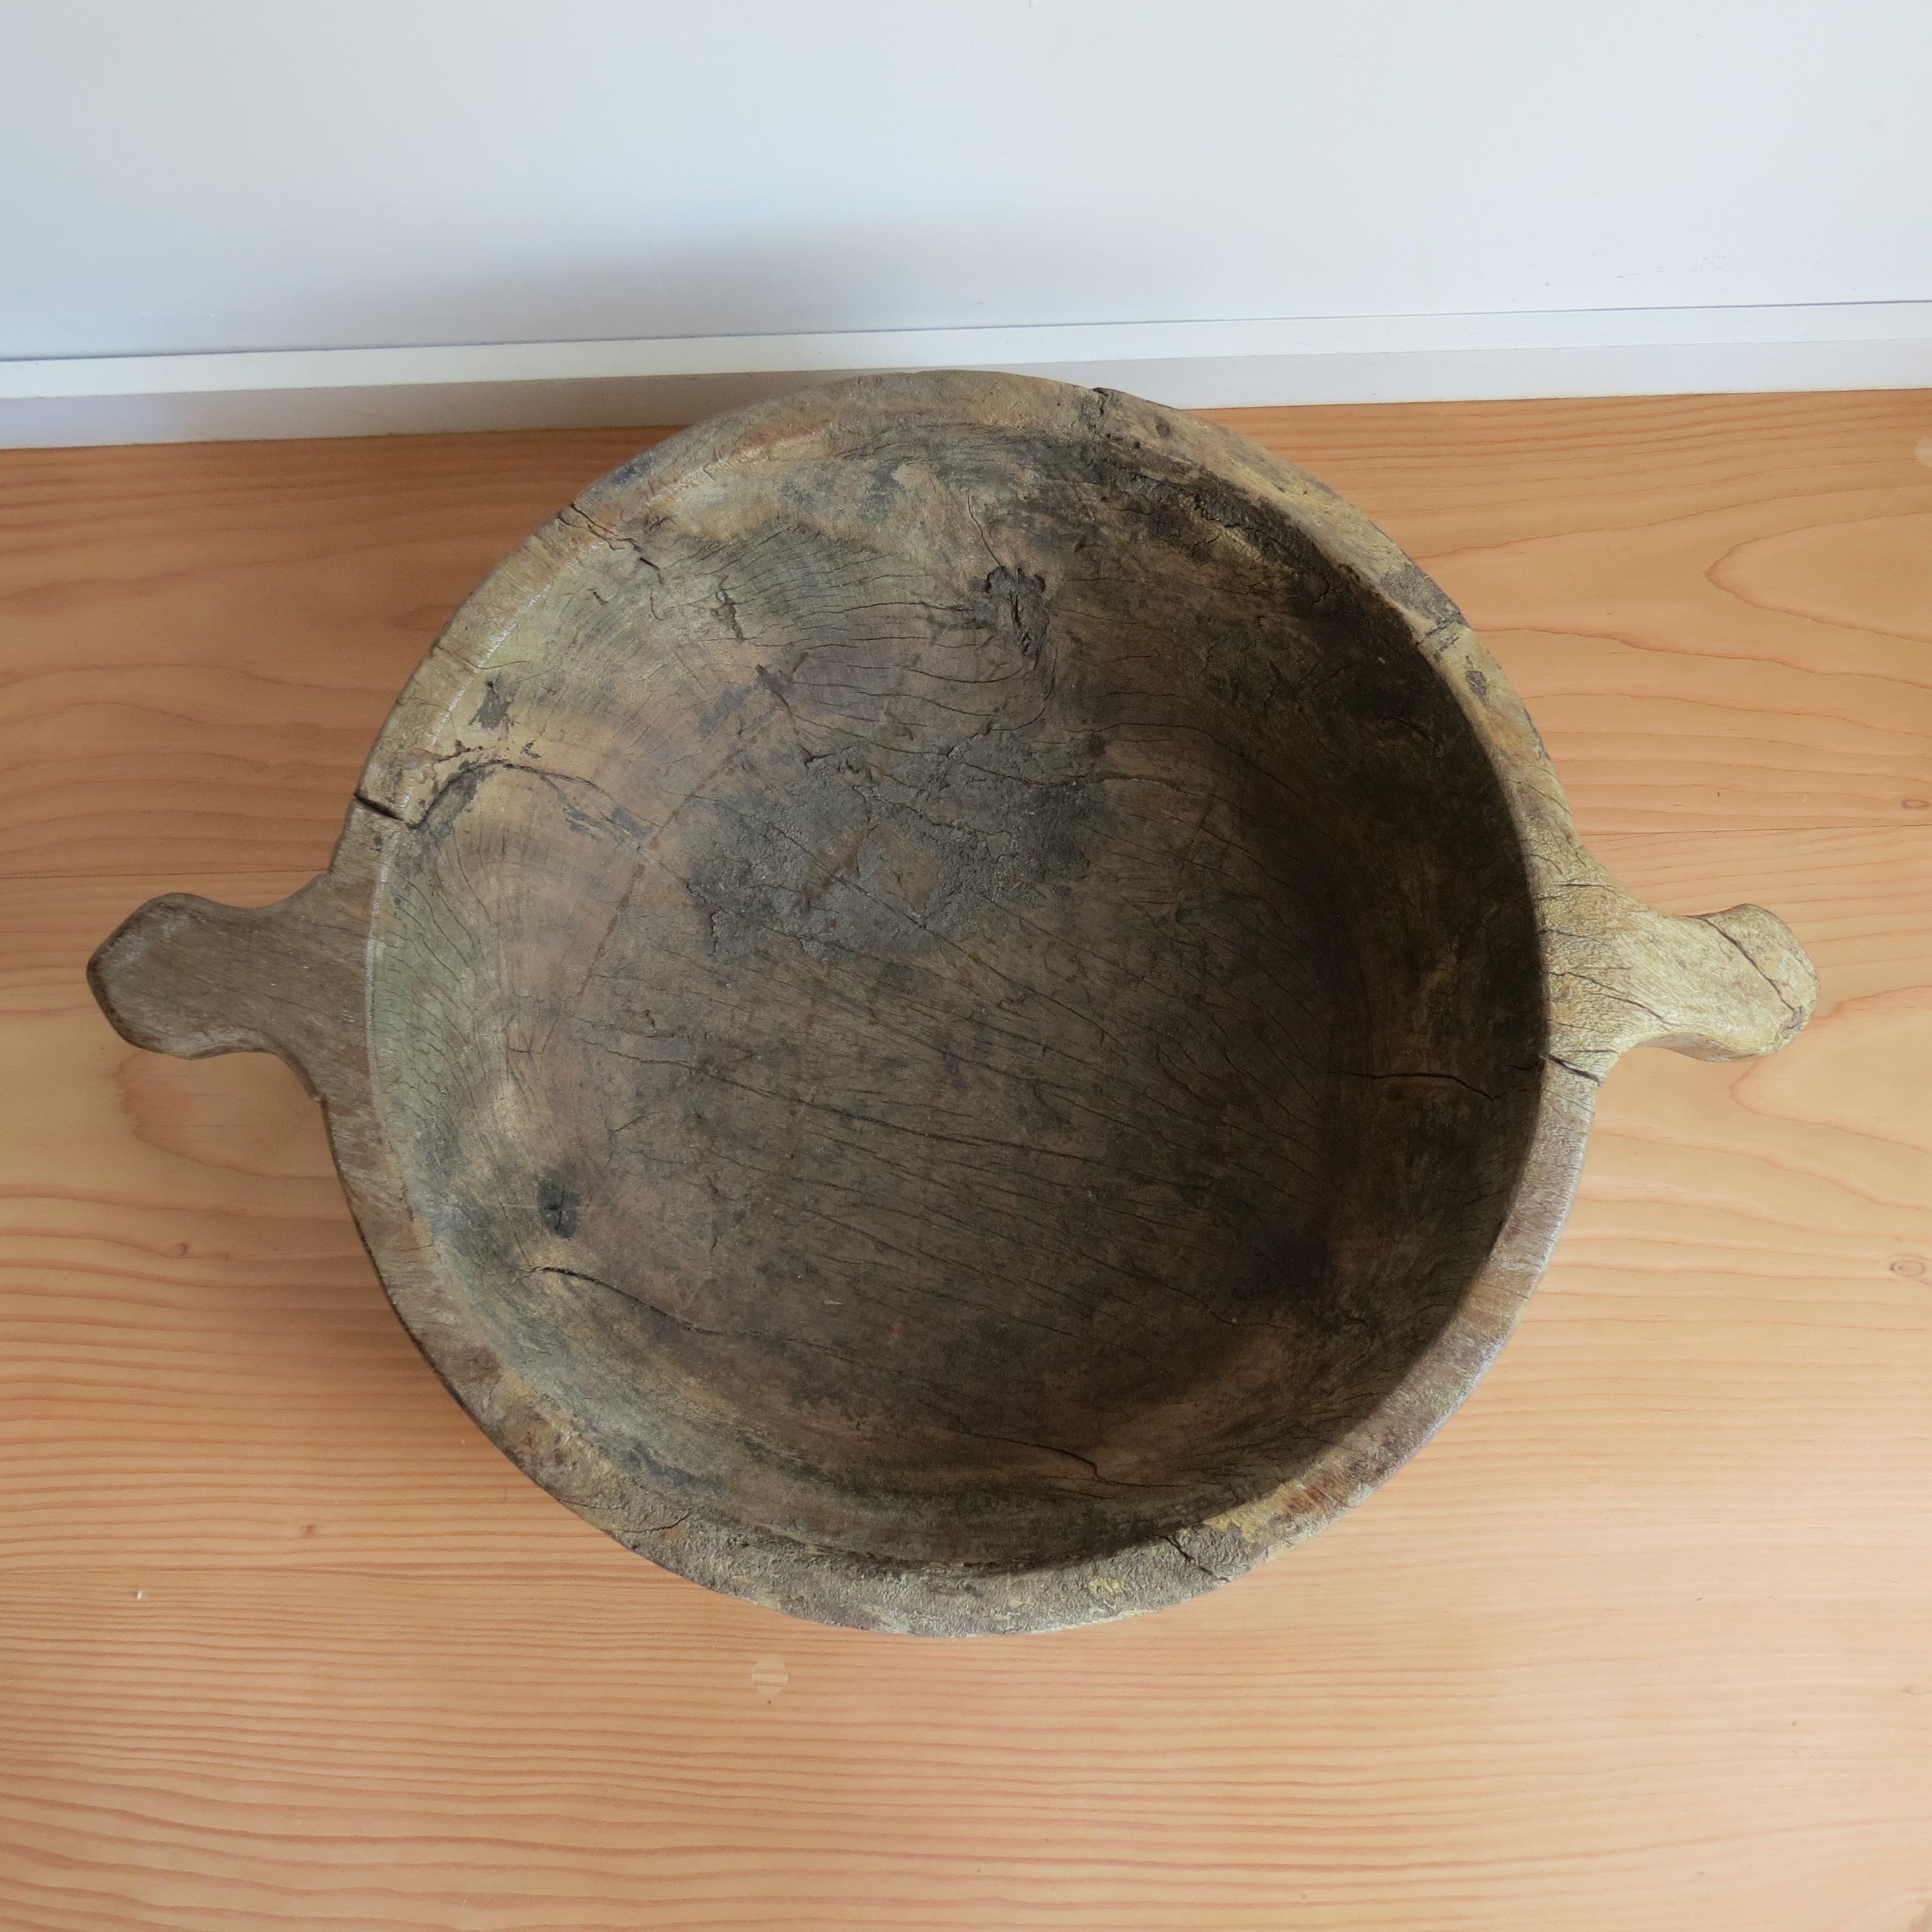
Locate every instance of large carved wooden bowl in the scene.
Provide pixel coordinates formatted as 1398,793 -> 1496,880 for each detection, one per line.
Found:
89,373 -> 1818,1634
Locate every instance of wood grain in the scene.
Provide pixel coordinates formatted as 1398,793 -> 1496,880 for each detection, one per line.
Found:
3,390 -> 1929,1926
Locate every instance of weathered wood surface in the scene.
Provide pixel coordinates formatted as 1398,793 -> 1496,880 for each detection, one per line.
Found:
3,389 -> 1929,1920
82,373 -> 1813,1632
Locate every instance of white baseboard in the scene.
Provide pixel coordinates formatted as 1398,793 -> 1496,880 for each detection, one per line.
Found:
5,303 -> 1929,447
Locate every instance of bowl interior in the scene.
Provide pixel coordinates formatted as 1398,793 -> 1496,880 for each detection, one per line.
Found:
368,405 -> 1547,1571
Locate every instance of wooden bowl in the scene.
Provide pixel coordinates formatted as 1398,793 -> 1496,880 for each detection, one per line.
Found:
89,373 -> 1818,1634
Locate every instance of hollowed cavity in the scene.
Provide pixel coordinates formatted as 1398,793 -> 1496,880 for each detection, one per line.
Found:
371,407 -> 1545,1570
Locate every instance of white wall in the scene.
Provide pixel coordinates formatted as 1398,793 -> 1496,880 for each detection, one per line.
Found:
5,0 -> 1929,440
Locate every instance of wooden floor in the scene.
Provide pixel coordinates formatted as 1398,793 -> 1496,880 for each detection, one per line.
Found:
2,391 -> 1928,1931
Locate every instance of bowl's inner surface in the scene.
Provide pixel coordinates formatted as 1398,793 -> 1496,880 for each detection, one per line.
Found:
371,409 -> 1545,1568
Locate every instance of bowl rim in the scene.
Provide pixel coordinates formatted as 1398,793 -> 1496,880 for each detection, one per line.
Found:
314,369 -> 1605,1634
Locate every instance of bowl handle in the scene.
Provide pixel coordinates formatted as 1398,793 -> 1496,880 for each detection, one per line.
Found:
1543,874 -> 1819,1084
88,863 -> 372,1102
